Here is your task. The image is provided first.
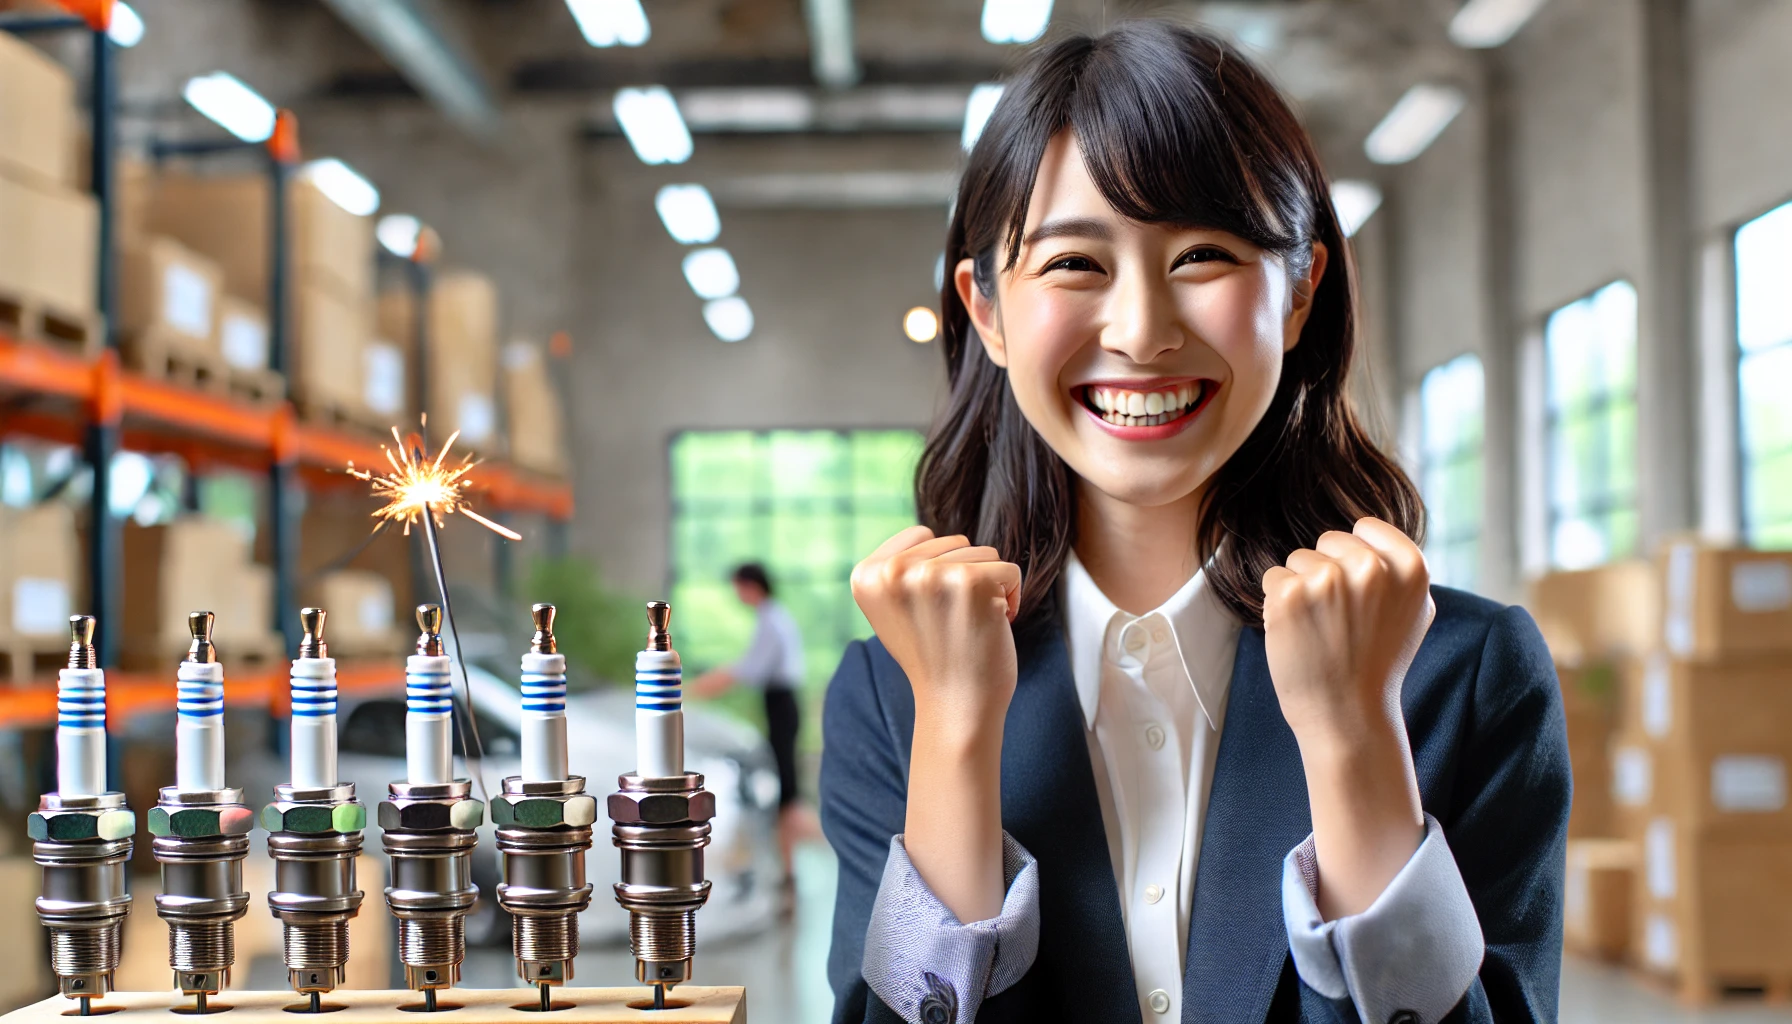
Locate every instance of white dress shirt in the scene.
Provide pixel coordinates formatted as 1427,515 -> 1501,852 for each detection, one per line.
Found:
732,598 -> 805,690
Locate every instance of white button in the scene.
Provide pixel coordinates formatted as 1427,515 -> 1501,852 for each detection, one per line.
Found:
1151,626 -> 1168,644
1144,883 -> 1163,904
1145,724 -> 1166,750
1123,628 -> 1147,653
1148,989 -> 1171,1014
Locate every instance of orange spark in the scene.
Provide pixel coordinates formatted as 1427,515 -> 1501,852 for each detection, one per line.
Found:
348,426 -> 523,541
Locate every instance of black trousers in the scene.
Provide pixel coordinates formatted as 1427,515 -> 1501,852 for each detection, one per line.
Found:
763,686 -> 800,809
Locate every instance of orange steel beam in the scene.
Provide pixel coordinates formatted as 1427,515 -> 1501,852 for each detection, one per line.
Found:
0,334 -> 94,401
119,373 -> 275,448
0,662 -> 404,730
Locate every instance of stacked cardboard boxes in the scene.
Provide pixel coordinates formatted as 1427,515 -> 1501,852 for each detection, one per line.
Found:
378,271 -> 498,449
120,516 -> 281,668
118,235 -> 226,384
314,570 -> 404,657
0,502 -> 79,683
0,31 -> 98,344
1606,543 -> 1792,1000
502,338 -> 566,475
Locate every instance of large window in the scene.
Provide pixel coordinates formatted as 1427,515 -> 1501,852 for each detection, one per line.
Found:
1735,202 -> 1792,548
1545,280 -> 1639,569
1418,354 -> 1484,591
669,430 -> 922,730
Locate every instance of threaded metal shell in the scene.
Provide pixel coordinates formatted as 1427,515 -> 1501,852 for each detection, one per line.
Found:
629,910 -> 696,963
397,917 -> 465,969
48,924 -> 122,977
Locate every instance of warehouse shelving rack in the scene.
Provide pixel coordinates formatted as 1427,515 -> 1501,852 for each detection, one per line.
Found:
0,0 -> 573,731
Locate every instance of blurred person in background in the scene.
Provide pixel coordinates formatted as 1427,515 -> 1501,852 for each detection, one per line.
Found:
694,562 -> 811,902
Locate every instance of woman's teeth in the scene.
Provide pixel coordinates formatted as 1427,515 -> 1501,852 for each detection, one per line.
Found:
1084,383 -> 1206,427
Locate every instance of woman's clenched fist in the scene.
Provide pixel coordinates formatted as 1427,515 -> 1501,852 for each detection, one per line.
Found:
851,526 -> 1022,751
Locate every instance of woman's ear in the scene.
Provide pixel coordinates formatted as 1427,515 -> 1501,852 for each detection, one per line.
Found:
955,257 -> 1008,368
1282,241 -> 1329,354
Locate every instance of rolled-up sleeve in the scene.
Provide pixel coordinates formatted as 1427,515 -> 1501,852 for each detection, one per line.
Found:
862,831 -> 1041,1024
1282,813 -> 1484,1024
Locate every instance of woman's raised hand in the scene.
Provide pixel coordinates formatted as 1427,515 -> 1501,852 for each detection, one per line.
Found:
850,525 -> 1023,752
1261,516 -> 1434,919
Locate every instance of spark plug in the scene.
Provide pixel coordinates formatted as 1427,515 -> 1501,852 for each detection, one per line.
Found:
494,604 -> 597,1010
608,601 -> 715,1010
381,604 -> 484,1010
264,608 -> 367,1012
30,616 -> 136,1015
149,612 -> 255,1012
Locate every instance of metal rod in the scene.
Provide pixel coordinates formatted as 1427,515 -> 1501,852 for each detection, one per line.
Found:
309,992 -> 321,1014
0,13 -> 84,31
196,991 -> 207,1014
539,983 -> 550,1013
78,997 -> 90,1017
653,984 -> 665,1011
417,492 -> 486,798
423,989 -> 436,1013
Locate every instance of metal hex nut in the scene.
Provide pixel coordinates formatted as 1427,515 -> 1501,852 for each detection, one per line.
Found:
378,798 -> 483,832
606,789 -> 715,826
260,801 -> 363,835
148,805 -> 254,839
28,807 -> 136,842
492,794 -> 598,829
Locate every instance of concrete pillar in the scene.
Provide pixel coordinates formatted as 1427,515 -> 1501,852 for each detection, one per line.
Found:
1479,52 -> 1522,603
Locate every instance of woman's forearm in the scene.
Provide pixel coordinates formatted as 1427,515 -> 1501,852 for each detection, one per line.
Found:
1297,719 -> 1426,920
904,715 -> 1007,924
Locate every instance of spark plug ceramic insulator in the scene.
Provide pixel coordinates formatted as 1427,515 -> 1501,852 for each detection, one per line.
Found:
264,608 -> 367,1006
496,605 -> 597,1004
150,612 -> 255,1010
32,616 -> 136,1012
382,604 -> 483,1005
609,602 -> 715,1007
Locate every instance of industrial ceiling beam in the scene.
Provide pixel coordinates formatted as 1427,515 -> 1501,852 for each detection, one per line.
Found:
320,0 -> 500,141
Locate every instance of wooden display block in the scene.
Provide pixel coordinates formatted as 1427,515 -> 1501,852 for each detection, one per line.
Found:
0,988 -> 747,1024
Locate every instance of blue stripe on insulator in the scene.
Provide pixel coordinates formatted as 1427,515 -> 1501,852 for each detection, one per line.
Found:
521,701 -> 565,712
636,701 -> 681,711
291,707 -> 335,717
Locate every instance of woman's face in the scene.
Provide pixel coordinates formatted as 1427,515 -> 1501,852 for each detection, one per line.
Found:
957,133 -> 1327,511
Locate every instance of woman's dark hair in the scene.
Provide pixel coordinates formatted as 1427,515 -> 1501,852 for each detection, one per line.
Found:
732,562 -> 773,597
918,19 -> 1423,628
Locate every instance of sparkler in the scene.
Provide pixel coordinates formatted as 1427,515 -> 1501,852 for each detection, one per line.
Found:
347,426 -> 523,542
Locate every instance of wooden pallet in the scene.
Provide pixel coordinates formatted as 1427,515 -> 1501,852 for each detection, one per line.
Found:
0,987 -> 747,1023
0,290 -> 102,356
296,392 -> 389,436
1635,966 -> 1792,1005
121,327 -> 229,395
0,634 -> 71,686
225,364 -> 286,406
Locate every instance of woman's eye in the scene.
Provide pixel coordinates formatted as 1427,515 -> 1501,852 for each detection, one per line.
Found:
1174,246 -> 1237,268
1043,254 -> 1100,273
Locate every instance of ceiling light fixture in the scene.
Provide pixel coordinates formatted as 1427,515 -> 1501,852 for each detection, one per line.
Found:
962,83 -> 1005,151
182,71 -> 277,143
704,296 -> 754,342
377,214 -> 423,257
1330,180 -> 1383,237
108,2 -> 145,47
1364,83 -> 1466,165
903,307 -> 939,343
301,158 -> 381,217
1448,0 -> 1550,48
655,184 -> 722,244
981,0 -> 1052,44
565,0 -> 650,47
614,86 -> 694,165
682,248 -> 740,300
804,0 -> 859,88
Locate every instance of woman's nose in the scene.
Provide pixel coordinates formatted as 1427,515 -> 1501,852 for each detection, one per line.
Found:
1101,273 -> 1183,364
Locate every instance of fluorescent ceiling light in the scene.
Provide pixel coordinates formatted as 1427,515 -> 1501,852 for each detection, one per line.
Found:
655,184 -> 721,245
1331,180 -> 1382,237
109,2 -> 145,47
1448,0 -> 1550,48
982,0 -> 1052,44
904,306 -> 939,343
1364,84 -> 1466,165
805,0 -> 859,88
378,214 -> 423,257
182,71 -> 277,143
565,0 -> 650,47
614,86 -> 693,165
301,159 -> 380,217
962,83 -> 1004,151
704,296 -> 754,342
683,248 -> 740,300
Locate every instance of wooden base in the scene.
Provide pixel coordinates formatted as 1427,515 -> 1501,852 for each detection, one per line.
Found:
0,988 -> 746,1024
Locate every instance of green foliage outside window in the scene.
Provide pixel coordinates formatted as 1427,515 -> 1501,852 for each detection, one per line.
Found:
669,430 -> 923,748
1545,281 -> 1639,569
1419,354 -> 1484,591
1736,202 -> 1792,549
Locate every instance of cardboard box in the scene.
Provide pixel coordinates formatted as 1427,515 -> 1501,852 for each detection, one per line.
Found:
1565,838 -> 1635,961
292,274 -> 370,415
1561,661 -> 1618,837
1661,543 -> 1792,661
0,29 -> 75,188
0,172 -> 96,313
121,517 -> 274,663
217,294 -> 269,371
146,172 -> 375,302
0,502 -> 77,640
1527,560 -> 1660,666
503,339 -> 566,475
1633,821 -> 1792,994
316,570 -> 403,654
119,235 -> 222,355
428,272 -> 498,448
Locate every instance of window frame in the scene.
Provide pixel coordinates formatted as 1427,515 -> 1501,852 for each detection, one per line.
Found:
1416,353 -> 1485,591
1733,199 -> 1792,549
1541,279 -> 1640,569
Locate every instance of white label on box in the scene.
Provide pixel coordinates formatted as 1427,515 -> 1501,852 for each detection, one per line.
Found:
1644,912 -> 1678,969
1731,560 -> 1792,613
503,341 -> 535,371
363,343 -> 404,416
1664,542 -> 1695,656
358,591 -> 393,635
458,393 -> 494,444
1613,746 -> 1652,806
1711,755 -> 1787,812
1642,653 -> 1671,738
1564,864 -> 1588,933
1645,817 -> 1675,899
12,577 -> 69,635
162,262 -> 214,338
220,312 -> 267,370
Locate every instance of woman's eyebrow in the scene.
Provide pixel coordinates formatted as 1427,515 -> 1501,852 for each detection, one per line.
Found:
1022,217 -> 1113,247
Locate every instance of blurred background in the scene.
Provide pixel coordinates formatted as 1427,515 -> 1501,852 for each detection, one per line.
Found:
0,0 -> 1787,1021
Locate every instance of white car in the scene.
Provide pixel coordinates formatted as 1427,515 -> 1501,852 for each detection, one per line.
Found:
331,663 -> 784,948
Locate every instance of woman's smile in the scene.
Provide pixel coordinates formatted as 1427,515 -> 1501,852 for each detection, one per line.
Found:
1075,378 -> 1219,439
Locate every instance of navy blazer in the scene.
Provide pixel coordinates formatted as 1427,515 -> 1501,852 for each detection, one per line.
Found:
820,586 -> 1571,1023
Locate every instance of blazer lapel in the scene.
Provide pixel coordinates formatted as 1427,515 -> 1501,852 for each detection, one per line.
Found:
1001,624 -> 1141,1024
1183,627 -> 1312,1022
